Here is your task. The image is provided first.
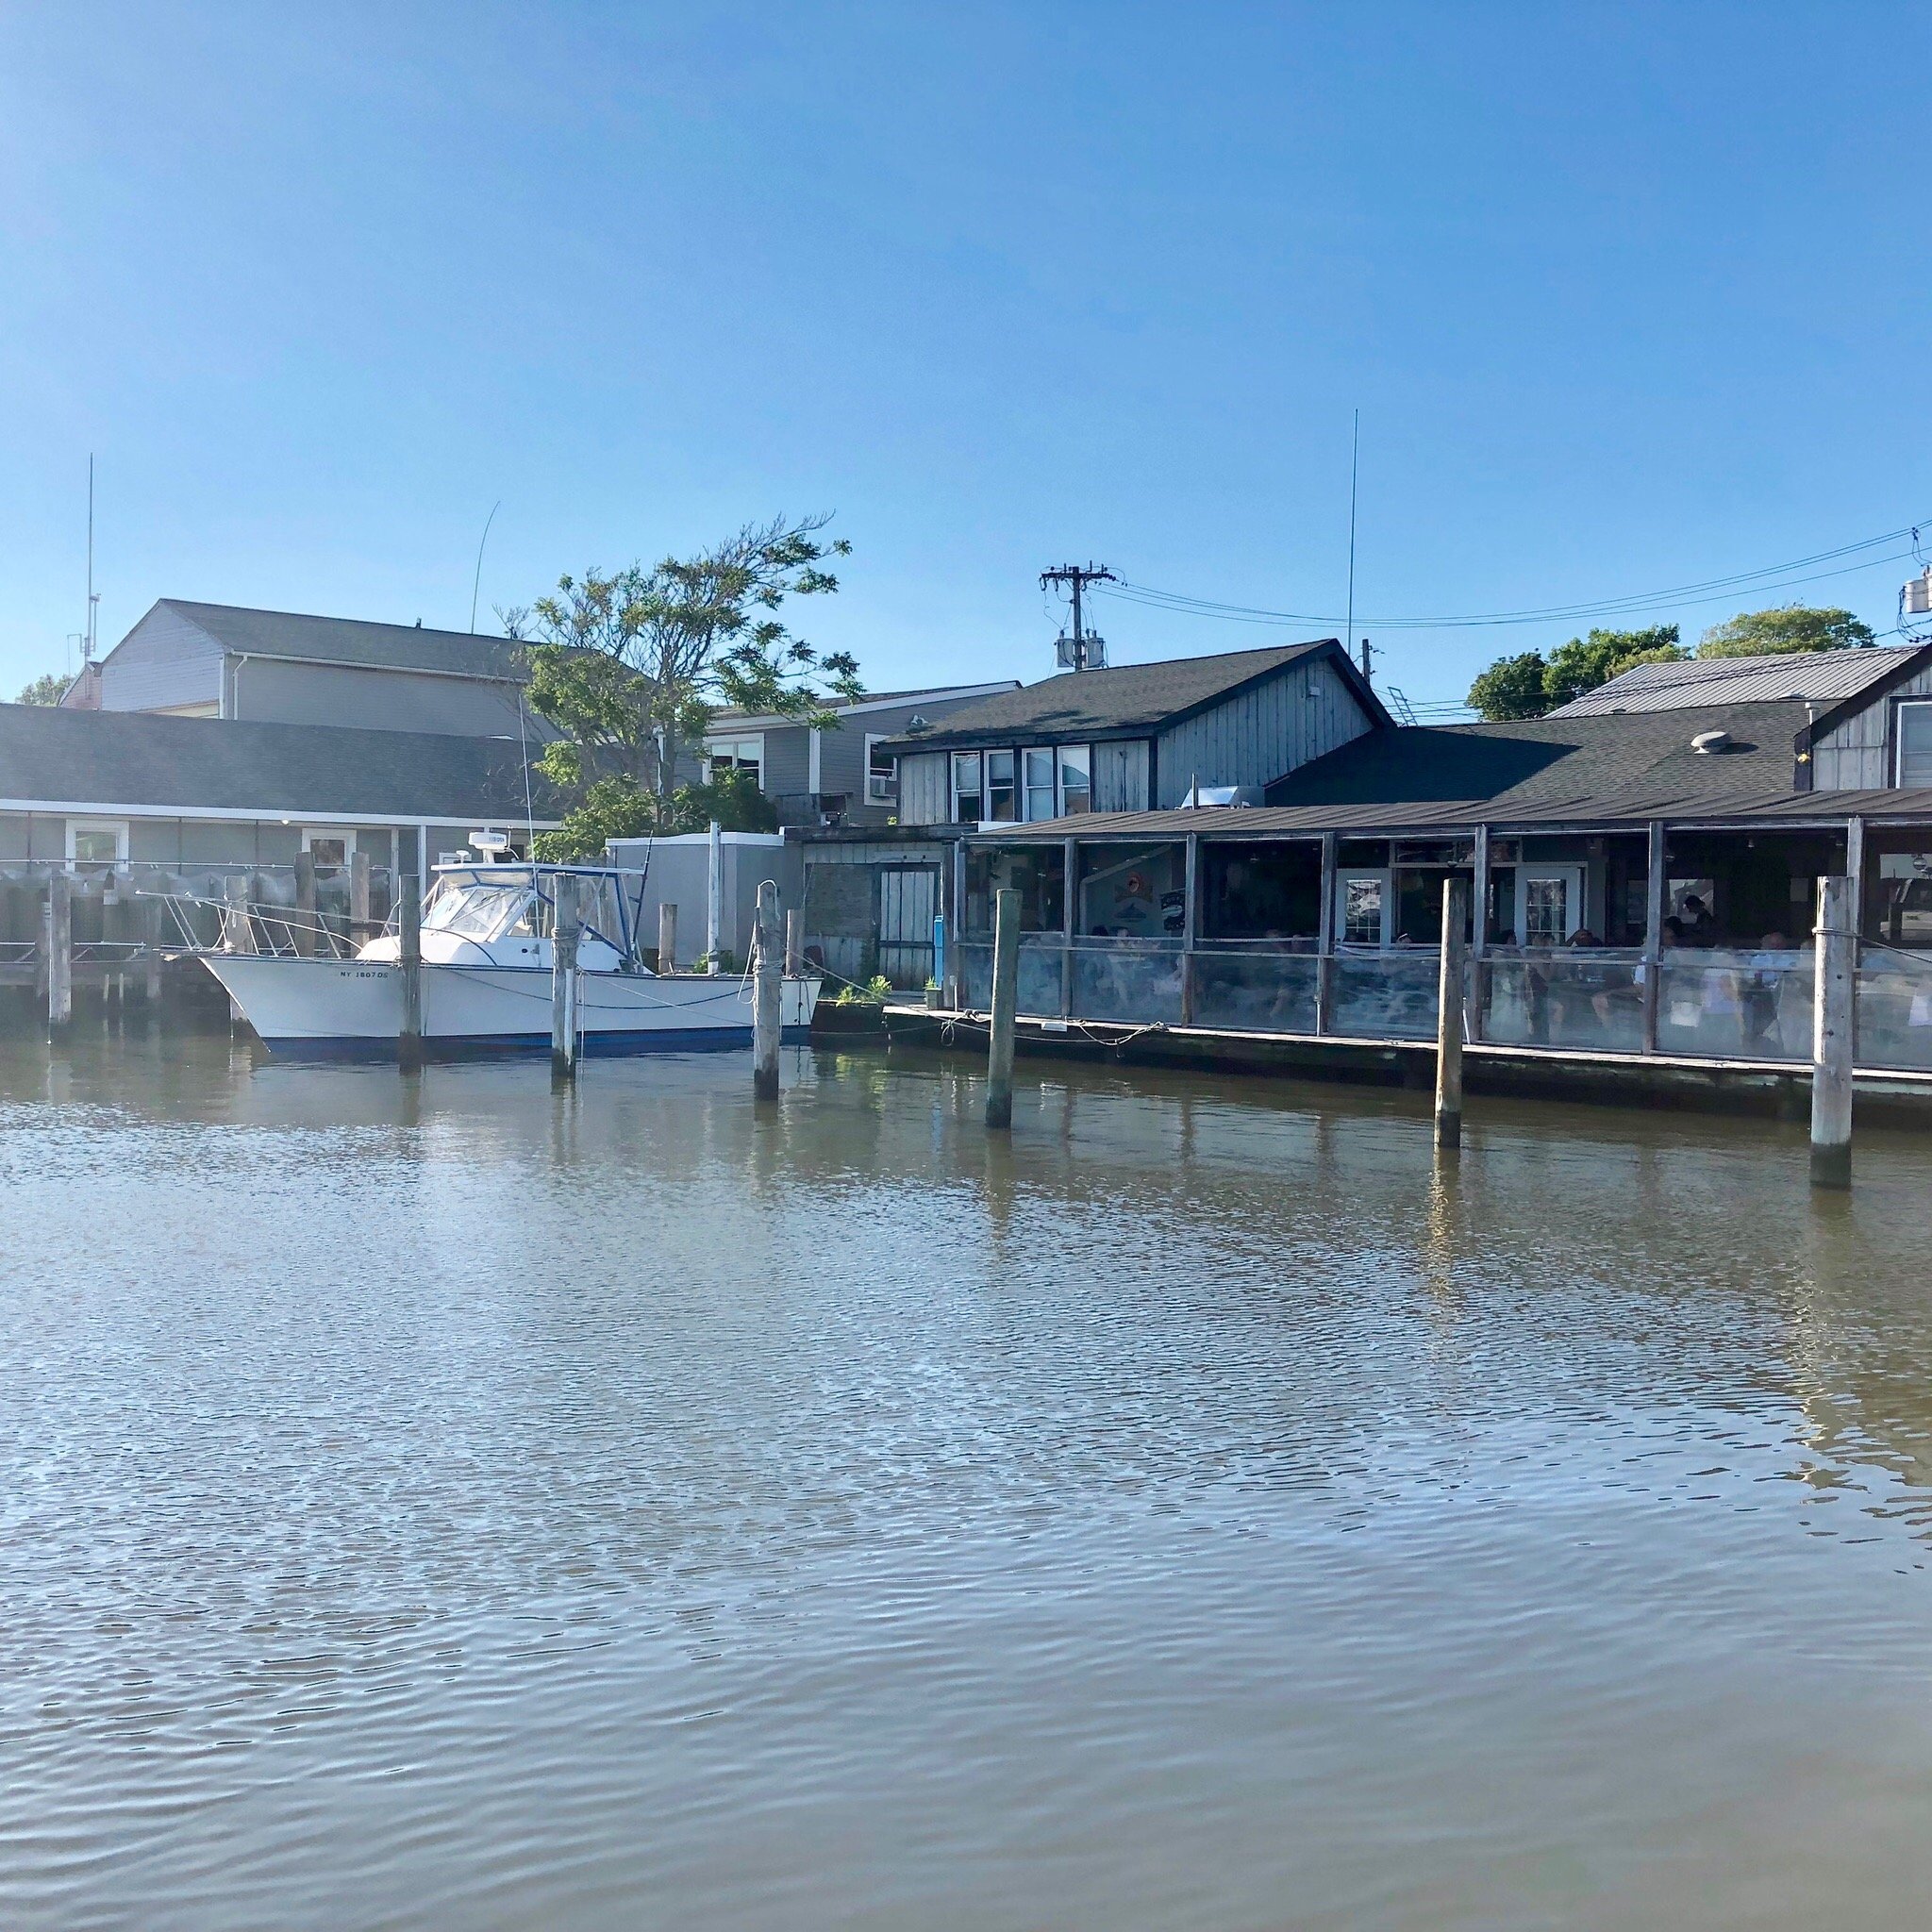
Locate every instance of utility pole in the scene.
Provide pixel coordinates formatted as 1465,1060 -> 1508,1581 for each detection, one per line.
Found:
1040,562 -> 1116,671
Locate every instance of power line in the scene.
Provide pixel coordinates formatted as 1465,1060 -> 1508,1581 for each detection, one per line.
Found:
1091,518 -> 1928,635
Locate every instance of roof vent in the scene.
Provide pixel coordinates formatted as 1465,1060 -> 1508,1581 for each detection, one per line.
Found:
1690,728 -> 1731,756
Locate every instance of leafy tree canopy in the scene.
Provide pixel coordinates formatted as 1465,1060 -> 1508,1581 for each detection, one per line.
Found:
1465,651 -> 1549,722
532,769 -> 777,863
504,514 -> 861,827
1696,605 -> 1876,658
1466,625 -> 1684,721
15,673 -> 72,706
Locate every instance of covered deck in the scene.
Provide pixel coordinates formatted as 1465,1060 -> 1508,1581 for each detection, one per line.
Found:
939,796 -> 1932,1078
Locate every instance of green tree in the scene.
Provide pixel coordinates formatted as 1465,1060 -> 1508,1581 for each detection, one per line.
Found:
1466,625 -> 1685,721
15,672 -> 72,706
1697,605 -> 1876,658
533,769 -> 777,862
1466,651 -> 1550,721
504,514 -> 861,824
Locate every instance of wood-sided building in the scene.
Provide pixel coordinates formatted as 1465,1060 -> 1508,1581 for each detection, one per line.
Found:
941,645 -> 1932,1077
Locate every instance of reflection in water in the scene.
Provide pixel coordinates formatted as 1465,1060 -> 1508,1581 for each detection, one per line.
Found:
1,1027 -> 1931,1930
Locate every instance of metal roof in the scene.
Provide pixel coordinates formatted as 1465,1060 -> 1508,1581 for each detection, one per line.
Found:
876,639 -> 1384,752
142,600 -> 529,681
1550,644 -> 1924,715
0,704 -> 558,822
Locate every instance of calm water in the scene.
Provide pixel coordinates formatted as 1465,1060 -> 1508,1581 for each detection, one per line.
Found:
4,1024 -> 1932,1930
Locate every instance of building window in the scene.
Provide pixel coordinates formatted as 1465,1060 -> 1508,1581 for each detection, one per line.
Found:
865,734 -> 897,806
987,749 -> 1018,822
706,736 -> 764,787
1341,874 -> 1385,945
1058,744 -> 1091,815
951,751 -> 984,823
1024,747 -> 1057,821
301,828 -> 357,871
66,820 -> 128,869
1875,852 -> 1932,946
1898,702 -> 1932,789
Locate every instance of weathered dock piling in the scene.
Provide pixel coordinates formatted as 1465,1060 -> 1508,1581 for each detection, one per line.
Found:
658,901 -> 677,974
753,880 -> 782,1103
44,872 -> 72,1034
1810,873 -> 1854,1189
398,869 -> 424,1073
986,886 -> 1020,1130
350,850 -> 373,946
551,875 -> 580,1083
1435,875 -> 1468,1150
706,819 -> 723,975
292,853 -> 316,958
785,907 -> 803,980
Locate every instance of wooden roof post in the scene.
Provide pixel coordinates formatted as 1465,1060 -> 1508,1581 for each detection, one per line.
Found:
1641,821 -> 1666,1055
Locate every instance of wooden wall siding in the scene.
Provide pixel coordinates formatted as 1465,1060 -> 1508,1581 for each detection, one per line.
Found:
897,751 -> 952,824
1091,739 -> 1151,812
97,606 -> 224,715
234,658 -> 539,741
1155,658 -> 1372,808
758,724 -> 812,797
1814,665 -> 1932,789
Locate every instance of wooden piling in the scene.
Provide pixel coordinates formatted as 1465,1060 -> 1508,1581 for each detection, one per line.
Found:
986,886 -> 1020,1131
1810,873 -> 1854,1190
143,898 -> 164,1007
293,852 -> 316,958
398,869 -> 424,1072
350,849 -> 373,947
658,900 -> 677,974
45,871 -> 72,1033
707,819 -> 723,974
1434,875 -> 1469,1150
754,880 -> 782,1103
551,874 -> 580,1083
784,906 -> 804,980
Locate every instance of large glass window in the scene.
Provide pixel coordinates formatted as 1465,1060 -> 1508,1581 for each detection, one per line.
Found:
986,749 -> 1018,822
1876,852 -> 1932,945
1899,702 -> 1932,788
706,736 -> 763,787
950,752 -> 983,823
1058,744 -> 1091,815
1024,747 -> 1057,821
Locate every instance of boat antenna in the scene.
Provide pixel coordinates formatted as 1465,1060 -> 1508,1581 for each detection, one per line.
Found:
85,454 -> 99,664
470,500 -> 500,633
516,685 -> 537,857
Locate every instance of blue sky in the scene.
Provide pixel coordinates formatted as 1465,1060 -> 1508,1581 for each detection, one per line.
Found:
2,3 -> 1926,708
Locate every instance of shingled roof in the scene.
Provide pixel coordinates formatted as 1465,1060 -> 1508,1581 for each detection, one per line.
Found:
976,699 -> 1929,837
875,640 -> 1380,751
0,704 -> 557,822
139,600 -> 528,681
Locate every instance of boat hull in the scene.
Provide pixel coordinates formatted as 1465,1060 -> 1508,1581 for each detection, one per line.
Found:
200,956 -> 821,1060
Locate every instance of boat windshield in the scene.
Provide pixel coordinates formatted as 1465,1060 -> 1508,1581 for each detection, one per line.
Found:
423,884 -> 530,941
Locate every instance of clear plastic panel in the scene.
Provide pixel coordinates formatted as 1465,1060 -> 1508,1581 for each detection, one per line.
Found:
959,938 -> 1066,1017
1329,951 -> 1440,1039
1482,953 -> 1647,1054
1069,938 -> 1184,1024
1856,953 -> 1932,1071
1191,949 -> 1321,1035
1656,950 -> 1813,1061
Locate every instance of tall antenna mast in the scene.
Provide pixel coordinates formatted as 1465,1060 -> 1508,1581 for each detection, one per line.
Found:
1344,409 -> 1359,675
470,500 -> 501,633
1040,562 -> 1116,671
85,454 -> 98,662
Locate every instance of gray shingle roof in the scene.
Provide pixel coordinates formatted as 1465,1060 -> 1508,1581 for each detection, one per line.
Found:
875,640 -> 1364,751
982,700 -> 1890,837
0,705 -> 558,822
152,600 -> 528,680
1550,644 -> 1923,715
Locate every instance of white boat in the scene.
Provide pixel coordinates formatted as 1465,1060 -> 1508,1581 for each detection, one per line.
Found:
199,863 -> 822,1060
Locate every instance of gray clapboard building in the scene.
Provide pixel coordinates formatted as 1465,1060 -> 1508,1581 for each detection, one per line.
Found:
702,681 -> 1019,828
64,599 -> 547,741
880,639 -> 1387,824
797,639 -> 1388,989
